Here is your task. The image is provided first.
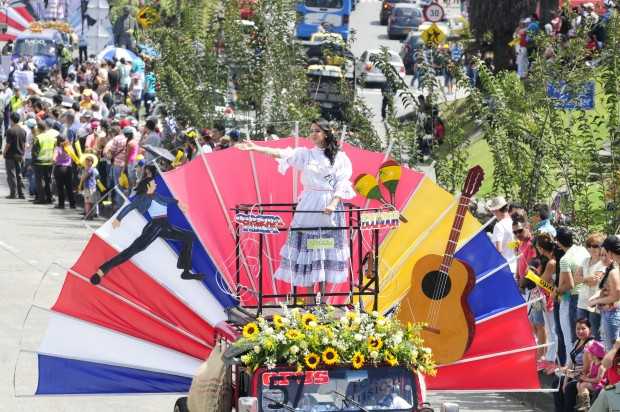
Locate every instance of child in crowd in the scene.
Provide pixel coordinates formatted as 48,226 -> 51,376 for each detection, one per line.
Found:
79,154 -> 100,220
576,340 -> 607,411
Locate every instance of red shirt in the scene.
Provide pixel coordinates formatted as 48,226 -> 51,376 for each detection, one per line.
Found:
517,238 -> 537,279
607,365 -> 620,385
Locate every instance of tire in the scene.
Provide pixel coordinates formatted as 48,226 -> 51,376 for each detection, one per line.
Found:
174,397 -> 189,412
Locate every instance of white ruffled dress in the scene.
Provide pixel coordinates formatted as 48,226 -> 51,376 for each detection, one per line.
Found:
274,146 -> 356,287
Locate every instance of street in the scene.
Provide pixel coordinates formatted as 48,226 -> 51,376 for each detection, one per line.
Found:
350,0 -> 462,138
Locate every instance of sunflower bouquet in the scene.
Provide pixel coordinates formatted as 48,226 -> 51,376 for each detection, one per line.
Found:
234,305 -> 435,376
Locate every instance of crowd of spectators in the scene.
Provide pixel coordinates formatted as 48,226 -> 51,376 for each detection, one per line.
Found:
484,194 -> 620,411
0,50 -> 257,219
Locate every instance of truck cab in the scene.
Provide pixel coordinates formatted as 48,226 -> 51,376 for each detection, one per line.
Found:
245,366 -> 425,411
12,29 -> 66,80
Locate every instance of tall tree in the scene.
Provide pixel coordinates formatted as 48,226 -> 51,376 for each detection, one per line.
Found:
468,0 -> 535,70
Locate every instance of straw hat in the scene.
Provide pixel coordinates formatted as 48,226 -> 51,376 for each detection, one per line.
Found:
80,153 -> 99,168
486,196 -> 508,211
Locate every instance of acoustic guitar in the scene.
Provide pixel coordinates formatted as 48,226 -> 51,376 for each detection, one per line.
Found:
398,165 -> 484,365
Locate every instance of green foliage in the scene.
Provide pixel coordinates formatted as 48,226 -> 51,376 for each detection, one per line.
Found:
461,20 -> 620,230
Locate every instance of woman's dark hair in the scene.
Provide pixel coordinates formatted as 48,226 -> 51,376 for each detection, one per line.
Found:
144,165 -> 158,179
536,233 -> 555,253
603,235 -> 620,256
556,227 -> 574,248
313,118 -> 339,165
599,236 -> 620,289
575,318 -> 591,329
135,176 -> 154,195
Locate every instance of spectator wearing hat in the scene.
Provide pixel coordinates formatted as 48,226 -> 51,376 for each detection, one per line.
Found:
486,196 -> 516,271
576,340 -> 607,411
79,153 -> 99,219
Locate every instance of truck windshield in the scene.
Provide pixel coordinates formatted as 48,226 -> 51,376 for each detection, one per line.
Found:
258,367 -> 417,411
14,39 -> 56,57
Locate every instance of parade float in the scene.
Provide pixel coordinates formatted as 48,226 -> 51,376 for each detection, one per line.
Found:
14,136 -> 544,411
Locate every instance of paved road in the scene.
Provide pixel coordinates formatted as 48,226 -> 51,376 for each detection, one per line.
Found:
349,0 -> 463,140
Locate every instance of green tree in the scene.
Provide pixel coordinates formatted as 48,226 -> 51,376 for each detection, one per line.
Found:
468,0 -> 535,70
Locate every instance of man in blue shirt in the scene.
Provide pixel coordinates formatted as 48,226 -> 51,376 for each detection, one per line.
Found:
533,204 -> 557,238
90,168 -> 203,284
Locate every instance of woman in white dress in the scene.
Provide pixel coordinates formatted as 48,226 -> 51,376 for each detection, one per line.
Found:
236,119 -> 356,302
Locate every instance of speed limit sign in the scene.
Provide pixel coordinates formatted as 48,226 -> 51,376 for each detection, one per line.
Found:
424,2 -> 445,22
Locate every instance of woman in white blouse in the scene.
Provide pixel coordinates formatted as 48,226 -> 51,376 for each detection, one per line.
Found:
236,119 -> 356,303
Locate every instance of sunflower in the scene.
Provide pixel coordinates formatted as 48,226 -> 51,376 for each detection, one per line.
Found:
352,352 -> 365,369
384,352 -> 398,367
322,347 -> 340,366
367,336 -> 383,351
273,314 -> 284,330
305,352 -> 320,369
301,313 -> 318,329
243,322 -> 259,339
286,329 -> 302,340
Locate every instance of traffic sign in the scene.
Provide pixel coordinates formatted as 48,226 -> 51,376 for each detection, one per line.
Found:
423,2 -> 445,23
421,22 -> 446,46
137,6 -> 160,29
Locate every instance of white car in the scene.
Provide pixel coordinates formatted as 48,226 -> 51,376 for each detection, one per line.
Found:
356,49 -> 406,84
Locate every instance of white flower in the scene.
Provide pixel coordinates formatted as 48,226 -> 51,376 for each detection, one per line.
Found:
281,317 -> 291,325
377,318 -> 386,327
353,317 -> 362,326
254,345 -> 261,353
372,311 -> 379,318
370,351 -> 379,359
309,321 -> 318,328
354,333 -> 364,341
322,337 -> 329,345
264,327 -> 274,335
267,362 -> 276,370
340,317 -> 349,326
290,345 -> 299,354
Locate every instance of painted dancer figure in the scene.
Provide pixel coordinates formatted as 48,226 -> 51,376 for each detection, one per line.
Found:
236,118 -> 355,303
90,169 -> 204,285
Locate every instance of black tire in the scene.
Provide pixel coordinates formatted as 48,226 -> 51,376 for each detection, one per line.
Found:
174,397 -> 189,412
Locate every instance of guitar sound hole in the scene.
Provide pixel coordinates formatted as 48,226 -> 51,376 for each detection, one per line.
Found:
421,271 -> 451,301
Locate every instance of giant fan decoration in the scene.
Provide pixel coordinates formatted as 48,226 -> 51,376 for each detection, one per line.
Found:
0,2 -> 34,42
16,137 -> 541,396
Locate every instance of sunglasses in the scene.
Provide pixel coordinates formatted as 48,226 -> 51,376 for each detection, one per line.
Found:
513,229 -> 524,235
587,244 -> 602,249
310,128 -> 322,133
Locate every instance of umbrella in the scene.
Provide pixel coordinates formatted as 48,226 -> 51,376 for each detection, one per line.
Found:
96,46 -> 143,67
14,138 -> 540,396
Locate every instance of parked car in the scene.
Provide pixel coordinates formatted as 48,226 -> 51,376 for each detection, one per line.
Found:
387,4 -> 422,39
379,0 -> 416,25
356,48 -> 405,85
399,30 -> 424,74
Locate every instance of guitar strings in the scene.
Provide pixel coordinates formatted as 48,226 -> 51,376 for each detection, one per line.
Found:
426,195 -> 467,329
